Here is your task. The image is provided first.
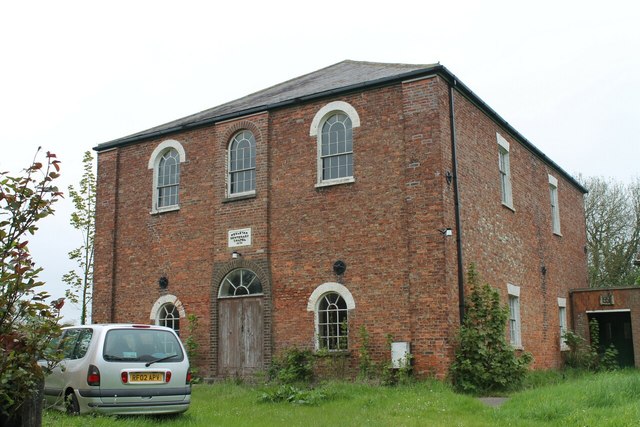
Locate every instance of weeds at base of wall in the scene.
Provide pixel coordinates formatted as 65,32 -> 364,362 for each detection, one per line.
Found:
563,318 -> 620,372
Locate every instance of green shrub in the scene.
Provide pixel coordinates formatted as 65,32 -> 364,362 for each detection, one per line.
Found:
258,384 -> 329,405
449,264 -> 532,394
268,347 -> 314,384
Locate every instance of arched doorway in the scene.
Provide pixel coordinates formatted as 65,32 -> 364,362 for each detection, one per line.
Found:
217,268 -> 264,376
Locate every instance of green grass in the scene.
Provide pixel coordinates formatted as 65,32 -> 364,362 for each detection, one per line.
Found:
44,370 -> 640,427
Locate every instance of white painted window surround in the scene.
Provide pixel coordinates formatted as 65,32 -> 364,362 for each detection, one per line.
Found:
549,174 -> 561,235
150,294 -> 186,335
307,282 -> 355,351
507,284 -> 522,348
310,101 -> 360,188
497,133 -> 513,209
558,297 -> 568,351
148,140 -> 186,214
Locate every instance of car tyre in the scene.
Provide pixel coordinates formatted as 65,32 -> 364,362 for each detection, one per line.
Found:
65,391 -> 80,415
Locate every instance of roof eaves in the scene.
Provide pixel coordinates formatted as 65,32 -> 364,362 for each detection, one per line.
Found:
94,64 -> 444,152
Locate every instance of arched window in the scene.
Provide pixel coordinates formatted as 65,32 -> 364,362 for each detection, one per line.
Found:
321,114 -> 353,181
150,294 -> 186,336
148,140 -> 186,213
219,268 -> 263,297
317,292 -> 348,351
228,130 -> 256,196
158,303 -> 180,336
158,149 -> 180,208
307,282 -> 355,351
310,101 -> 360,187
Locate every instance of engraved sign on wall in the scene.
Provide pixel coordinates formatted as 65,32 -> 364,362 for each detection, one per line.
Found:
599,293 -> 615,306
228,228 -> 252,248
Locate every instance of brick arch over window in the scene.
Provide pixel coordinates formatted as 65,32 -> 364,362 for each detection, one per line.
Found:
219,120 -> 263,150
210,258 -> 272,377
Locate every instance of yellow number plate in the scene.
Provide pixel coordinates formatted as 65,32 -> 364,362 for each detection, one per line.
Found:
129,372 -> 164,383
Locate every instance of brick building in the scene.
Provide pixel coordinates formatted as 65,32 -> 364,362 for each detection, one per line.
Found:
93,60 -> 588,379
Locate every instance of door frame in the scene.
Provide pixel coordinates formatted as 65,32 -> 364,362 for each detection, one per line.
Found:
210,258 -> 272,379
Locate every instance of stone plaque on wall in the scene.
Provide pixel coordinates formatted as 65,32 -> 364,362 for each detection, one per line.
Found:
599,293 -> 615,306
228,228 -> 252,248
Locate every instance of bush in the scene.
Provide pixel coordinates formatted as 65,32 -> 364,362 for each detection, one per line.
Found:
449,264 -> 532,394
268,348 -> 314,384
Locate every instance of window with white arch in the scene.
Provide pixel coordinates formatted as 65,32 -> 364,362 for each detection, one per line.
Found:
150,294 -> 186,336
307,282 -> 355,351
310,101 -> 360,187
228,130 -> 256,196
148,140 -> 186,213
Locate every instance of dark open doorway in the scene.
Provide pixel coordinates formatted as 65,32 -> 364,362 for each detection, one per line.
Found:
588,311 -> 635,367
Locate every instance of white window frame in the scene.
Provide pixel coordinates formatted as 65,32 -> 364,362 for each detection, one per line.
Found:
310,101 -> 360,188
558,297 -> 569,351
227,130 -> 257,198
307,282 -> 355,351
507,284 -> 522,349
549,174 -> 561,235
148,140 -> 186,214
150,294 -> 186,335
497,133 -> 513,209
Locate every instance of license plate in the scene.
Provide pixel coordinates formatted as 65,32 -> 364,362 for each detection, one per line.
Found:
129,372 -> 164,383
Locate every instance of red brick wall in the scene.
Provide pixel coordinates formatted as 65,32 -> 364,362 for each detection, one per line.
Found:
451,89 -> 588,369
93,75 -> 587,379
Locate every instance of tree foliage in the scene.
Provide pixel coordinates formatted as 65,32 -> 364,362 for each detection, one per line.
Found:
449,264 -> 532,394
582,176 -> 640,287
0,150 -> 64,418
62,151 -> 96,325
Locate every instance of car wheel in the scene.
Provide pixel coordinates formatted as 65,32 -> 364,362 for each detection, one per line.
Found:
65,391 -> 80,415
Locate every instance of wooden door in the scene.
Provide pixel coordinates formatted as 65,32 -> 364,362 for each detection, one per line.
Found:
218,297 -> 263,376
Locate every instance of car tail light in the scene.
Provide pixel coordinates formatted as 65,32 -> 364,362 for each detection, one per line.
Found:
186,371 -> 192,385
87,364 -> 101,386
165,371 -> 172,383
121,371 -> 128,384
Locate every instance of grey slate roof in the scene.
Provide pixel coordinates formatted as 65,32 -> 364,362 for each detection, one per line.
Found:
96,60 -> 440,150
94,59 -> 587,193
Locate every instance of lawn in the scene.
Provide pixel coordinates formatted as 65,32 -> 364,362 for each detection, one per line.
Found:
43,370 -> 640,427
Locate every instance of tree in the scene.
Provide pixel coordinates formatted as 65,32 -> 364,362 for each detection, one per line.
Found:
582,176 -> 640,287
62,151 -> 96,325
449,264 -> 532,394
0,149 -> 64,423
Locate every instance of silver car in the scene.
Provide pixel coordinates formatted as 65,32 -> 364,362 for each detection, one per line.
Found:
42,324 -> 191,415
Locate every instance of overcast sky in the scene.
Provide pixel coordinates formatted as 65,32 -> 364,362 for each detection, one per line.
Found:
2,0 -> 638,323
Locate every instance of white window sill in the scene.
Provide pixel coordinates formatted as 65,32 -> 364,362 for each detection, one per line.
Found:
560,344 -> 569,352
150,205 -> 180,215
511,344 -> 524,351
315,177 -> 355,188
553,230 -> 563,237
224,191 -> 256,203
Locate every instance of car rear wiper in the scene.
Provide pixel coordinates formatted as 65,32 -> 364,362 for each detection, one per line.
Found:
145,354 -> 178,367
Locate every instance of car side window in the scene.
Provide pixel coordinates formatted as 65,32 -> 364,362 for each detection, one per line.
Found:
60,328 -> 93,360
60,329 -> 81,359
74,329 -> 93,359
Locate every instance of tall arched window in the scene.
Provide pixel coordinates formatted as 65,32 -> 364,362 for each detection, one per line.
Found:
228,131 -> 256,196
219,268 -> 263,297
310,101 -> 360,187
158,303 -> 180,336
321,114 -> 353,181
148,140 -> 186,213
158,149 -> 180,208
317,293 -> 348,351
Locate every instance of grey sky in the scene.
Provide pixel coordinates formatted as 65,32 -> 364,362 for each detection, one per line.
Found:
2,0 -> 638,323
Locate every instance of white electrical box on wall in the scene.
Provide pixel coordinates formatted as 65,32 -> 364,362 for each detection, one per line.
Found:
391,342 -> 411,368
